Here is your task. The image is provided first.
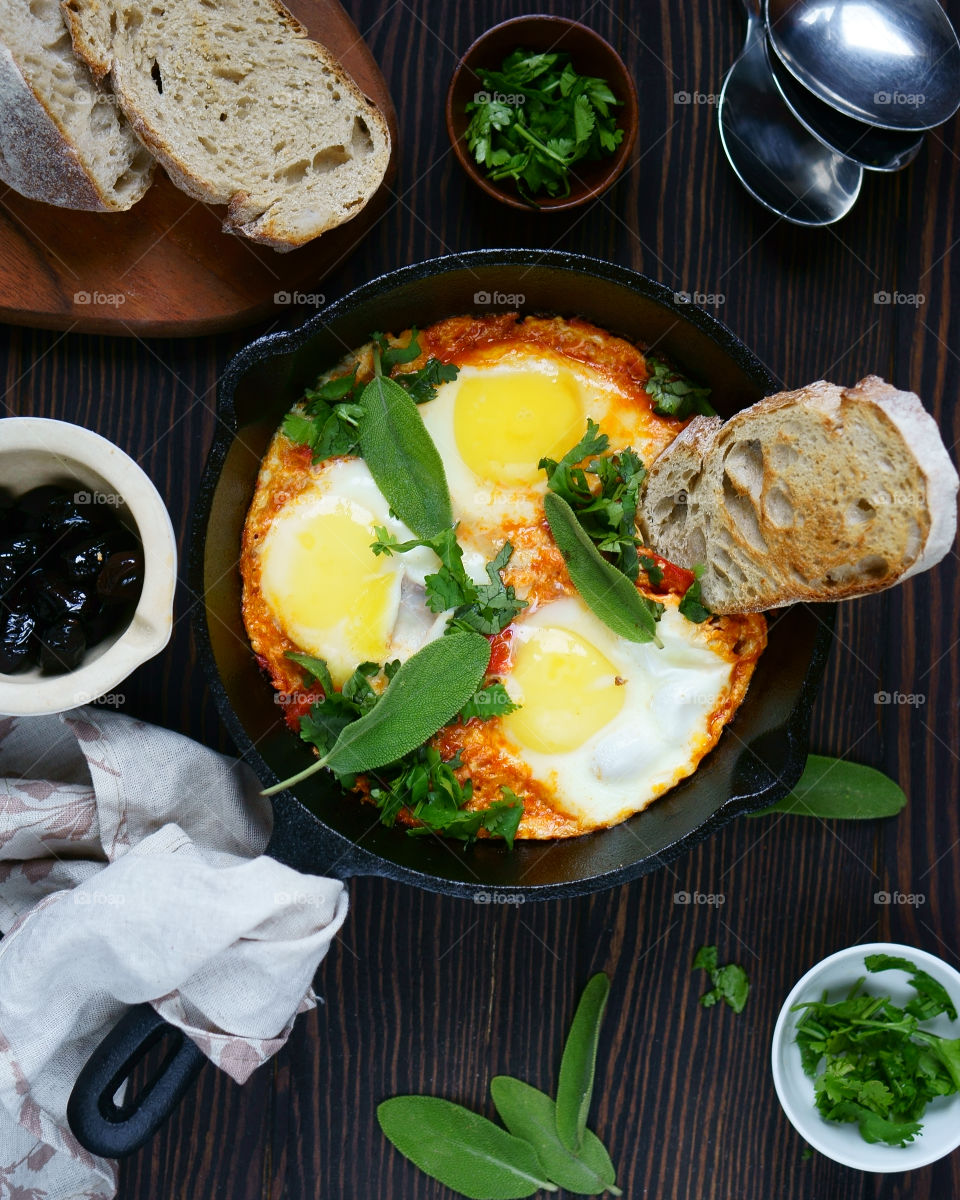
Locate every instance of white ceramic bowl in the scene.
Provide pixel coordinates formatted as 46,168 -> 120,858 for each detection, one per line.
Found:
0,418 -> 176,715
772,942 -> 960,1171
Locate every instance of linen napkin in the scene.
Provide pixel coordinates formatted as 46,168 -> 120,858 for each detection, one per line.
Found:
0,706 -> 348,1200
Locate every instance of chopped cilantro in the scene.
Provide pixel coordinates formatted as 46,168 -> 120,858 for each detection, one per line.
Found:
644,355 -> 716,419
678,564 -> 712,623
372,527 -> 527,635
539,420 -> 648,580
284,652 -> 522,848
282,329 -> 459,460
459,681 -> 520,722
464,49 -> 625,202
792,954 -> 960,1147
692,945 -> 750,1014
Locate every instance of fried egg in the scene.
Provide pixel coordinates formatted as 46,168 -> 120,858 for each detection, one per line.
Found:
248,456 -> 450,689
493,596 -> 744,828
241,314 -> 767,838
417,323 -> 681,563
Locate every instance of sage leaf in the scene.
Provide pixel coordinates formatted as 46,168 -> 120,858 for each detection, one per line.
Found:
262,633 -> 490,795
555,973 -> 610,1153
359,372 -> 453,539
543,493 -> 662,645
377,1097 -> 557,1199
490,1077 -> 621,1196
746,755 -> 907,819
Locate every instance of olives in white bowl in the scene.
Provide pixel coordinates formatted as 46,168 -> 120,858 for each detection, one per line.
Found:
0,419 -> 176,716
0,484 -> 146,674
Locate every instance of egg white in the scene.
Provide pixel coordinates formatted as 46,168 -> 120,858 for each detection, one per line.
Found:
258,458 -> 447,686
497,596 -> 735,828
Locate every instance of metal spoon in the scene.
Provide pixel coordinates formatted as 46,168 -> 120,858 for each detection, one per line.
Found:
766,0 -> 960,131
765,39 -> 925,170
719,0 -> 863,225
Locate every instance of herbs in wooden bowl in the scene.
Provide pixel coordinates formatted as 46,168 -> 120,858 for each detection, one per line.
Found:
446,16 -> 638,211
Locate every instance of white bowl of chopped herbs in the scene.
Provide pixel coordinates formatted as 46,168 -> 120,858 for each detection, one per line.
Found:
771,943 -> 960,1170
445,15 -> 638,210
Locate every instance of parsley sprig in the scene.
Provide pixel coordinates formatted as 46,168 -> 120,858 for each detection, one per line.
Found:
286,650 -> 523,847
372,527 -> 527,635
464,50 -> 624,202
282,329 -> 458,461
793,954 -> 960,1148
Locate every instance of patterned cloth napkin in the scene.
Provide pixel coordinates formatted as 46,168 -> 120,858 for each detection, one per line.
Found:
0,707 -> 348,1200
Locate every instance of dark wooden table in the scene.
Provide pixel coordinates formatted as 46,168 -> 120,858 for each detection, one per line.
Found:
3,0 -> 960,1196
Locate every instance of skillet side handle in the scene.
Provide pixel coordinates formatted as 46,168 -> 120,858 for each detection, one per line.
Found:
66,1003 -> 205,1158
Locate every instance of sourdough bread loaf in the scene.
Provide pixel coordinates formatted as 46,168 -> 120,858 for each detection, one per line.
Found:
61,0 -> 391,248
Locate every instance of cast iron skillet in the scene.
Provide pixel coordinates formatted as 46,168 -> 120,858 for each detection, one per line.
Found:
67,250 -> 834,1157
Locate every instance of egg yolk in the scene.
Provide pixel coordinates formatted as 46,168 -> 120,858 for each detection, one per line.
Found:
453,367 -> 584,485
260,505 -> 397,686
501,627 -> 626,755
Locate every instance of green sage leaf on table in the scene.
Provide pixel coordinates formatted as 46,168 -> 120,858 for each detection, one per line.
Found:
262,632 -> 490,795
746,754 -> 907,819
543,493 -> 663,645
359,369 -> 453,539
490,1077 -> 621,1196
377,1097 -> 557,1199
555,972 -> 611,1153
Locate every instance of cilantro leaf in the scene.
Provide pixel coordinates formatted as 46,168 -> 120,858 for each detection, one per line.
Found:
540,421 -> 652,582
692,945 -> 750,1014
372,527 -> 526,633
285,651 -> 334,694
679,565 -> 712,623
397,357 -> 460,404
644,355 -> 716,419
459,682 -> 520,722
281,331 -> 456,460
639,554 -> 664,587
866,953 -> 958,1021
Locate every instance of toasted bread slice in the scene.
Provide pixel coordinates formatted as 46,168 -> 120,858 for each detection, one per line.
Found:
0,0 -> 153,210
638,376 -> 959,613
61,0 -> 391,249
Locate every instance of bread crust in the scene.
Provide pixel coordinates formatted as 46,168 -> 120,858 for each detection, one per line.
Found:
640,376 -> 959,613
0,41 -> 117,210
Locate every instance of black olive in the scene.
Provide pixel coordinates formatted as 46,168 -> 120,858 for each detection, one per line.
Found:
96,550 -> 144,604
27,569 -> 96,624
0,605 -> 37,673
0,535 -> 38,596
38,493 -> 98,543
39,618 -> 87,673
61,531 -> 130,581
17,485 -> 71,531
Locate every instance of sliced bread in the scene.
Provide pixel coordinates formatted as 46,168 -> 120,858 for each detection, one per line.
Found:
0,0 -> 153,210
61,0 -> 391,249
638,376 -> 959,613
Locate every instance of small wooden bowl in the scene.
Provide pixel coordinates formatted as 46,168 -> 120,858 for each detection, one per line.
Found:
445,15 -> 639,212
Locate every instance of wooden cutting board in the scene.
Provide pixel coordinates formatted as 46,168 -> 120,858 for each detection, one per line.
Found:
0,0 -> 397,337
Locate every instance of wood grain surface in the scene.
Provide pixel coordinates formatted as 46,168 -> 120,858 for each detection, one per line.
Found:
3,0 -> 960,1196
0,0 -> 398,336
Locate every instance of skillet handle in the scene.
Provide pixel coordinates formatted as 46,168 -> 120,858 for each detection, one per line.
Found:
66,1003 -> 205,1158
